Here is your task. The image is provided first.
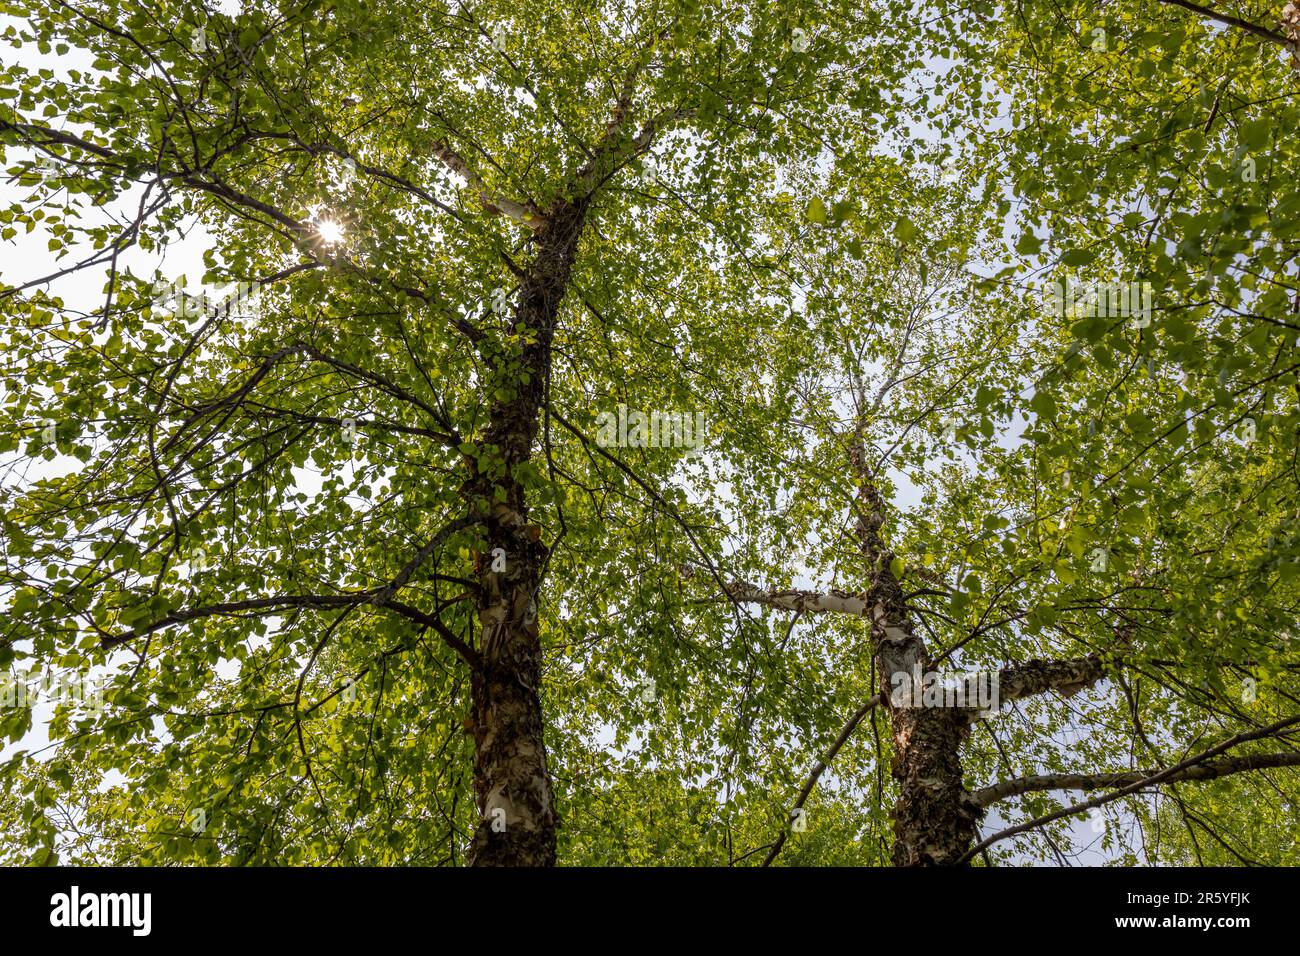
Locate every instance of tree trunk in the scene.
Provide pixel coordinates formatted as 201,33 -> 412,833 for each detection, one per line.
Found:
870,570 -> 983,866
464,201 -> 587,866
851,444 -> 982,866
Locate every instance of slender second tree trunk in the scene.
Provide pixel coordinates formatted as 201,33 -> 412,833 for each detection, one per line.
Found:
464,201 -> 587,866
870,567 -> 983,865
851,444 -> 983,866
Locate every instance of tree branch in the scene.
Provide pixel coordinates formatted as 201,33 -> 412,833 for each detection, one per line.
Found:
973,751 -> 1300,807
719,579 -> 872,618
956,712 -> 1300,864
997,653 -> 1110,704
101,594 -> 368,648
760,695 -> 882,866
428,138 -> 546,230
1156,0 -> 1295,48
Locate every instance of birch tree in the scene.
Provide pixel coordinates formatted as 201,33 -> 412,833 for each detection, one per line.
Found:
2,0 -> 1298,868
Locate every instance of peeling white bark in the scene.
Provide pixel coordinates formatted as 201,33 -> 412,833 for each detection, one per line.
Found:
725,581 -> 871,617
429,139 -> 546,230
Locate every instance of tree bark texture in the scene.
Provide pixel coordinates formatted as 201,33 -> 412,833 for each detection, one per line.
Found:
465,201 -> 587,866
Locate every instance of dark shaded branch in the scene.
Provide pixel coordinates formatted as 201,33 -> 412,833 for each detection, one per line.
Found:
956,712 -> 1300,864
101,594 -> 369,648
1157,0 -> 1294,47
760,695 -> 882,867
974,752 -> 1300,807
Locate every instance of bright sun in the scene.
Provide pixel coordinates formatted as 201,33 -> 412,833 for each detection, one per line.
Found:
316,219 -> 345,246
